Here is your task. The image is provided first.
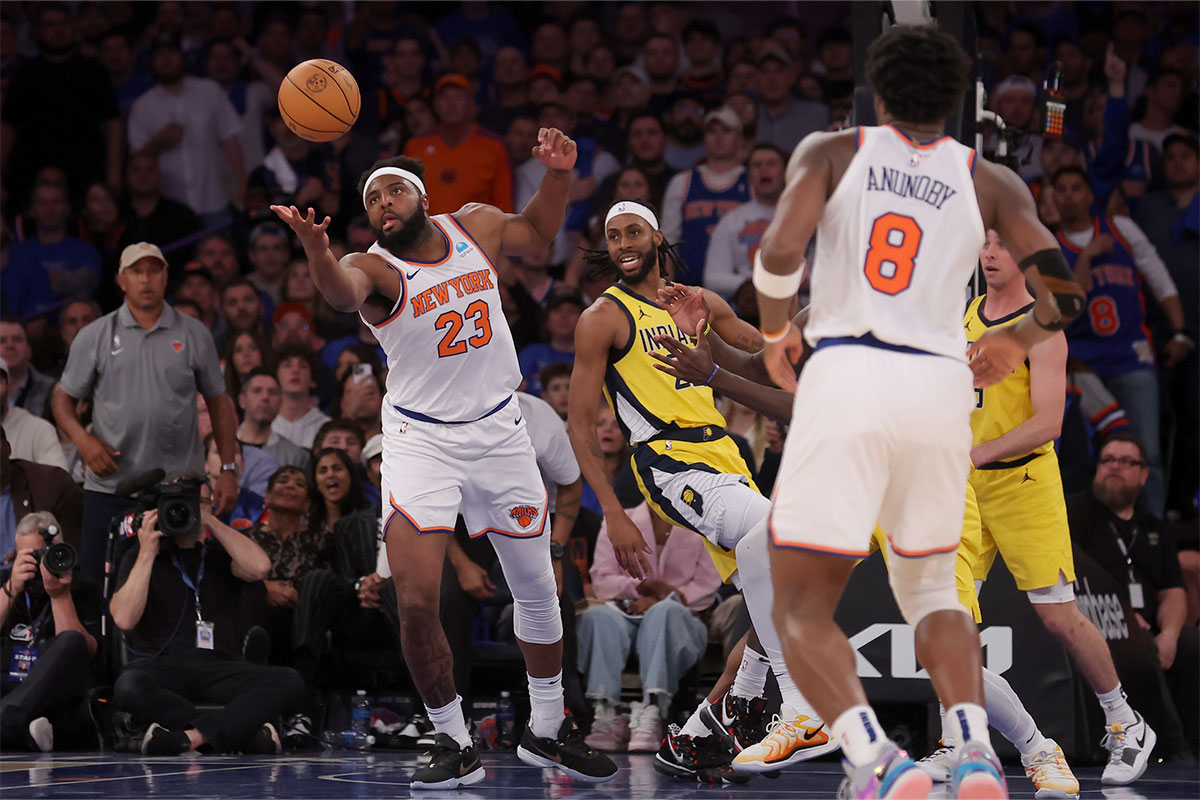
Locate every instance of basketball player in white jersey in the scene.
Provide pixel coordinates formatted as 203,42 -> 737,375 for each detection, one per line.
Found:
754,26 -> 1085,800
271,128 -> 617,789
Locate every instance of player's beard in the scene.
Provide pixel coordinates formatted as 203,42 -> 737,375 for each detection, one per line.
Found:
373,206 -> 428,253
611,242 -> 658,284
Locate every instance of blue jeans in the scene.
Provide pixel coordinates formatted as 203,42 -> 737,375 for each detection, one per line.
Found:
1103,368 -> 1164,516
576,600 -> 708,705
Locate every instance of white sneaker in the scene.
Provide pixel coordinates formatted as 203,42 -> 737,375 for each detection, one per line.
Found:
28,717 -> 53,752
584,708 -> 630,752
627,702 -> 663,753
1101,713 -> 1156,785
914,740 -> 955,782
1021,738 -> 1079,798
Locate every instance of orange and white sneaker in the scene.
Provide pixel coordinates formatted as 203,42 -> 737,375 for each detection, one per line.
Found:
1021,739 -> 1079,799
731,705 -> 840,773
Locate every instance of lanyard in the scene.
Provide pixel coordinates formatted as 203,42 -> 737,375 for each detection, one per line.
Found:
1108,521 -> 1140,584
170,545 -> 207,621
23,593 -> 50,639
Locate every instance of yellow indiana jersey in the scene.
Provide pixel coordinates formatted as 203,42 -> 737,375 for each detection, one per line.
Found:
601,284 -> 726,444
963,295 -> 1053,463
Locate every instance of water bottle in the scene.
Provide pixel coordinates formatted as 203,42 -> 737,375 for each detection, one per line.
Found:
320,730 -> 376,751
496,691 -> 515,749
351,690 -> 371,736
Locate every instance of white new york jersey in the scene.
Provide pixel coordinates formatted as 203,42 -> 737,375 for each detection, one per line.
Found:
803,125 -> 984,360
363,214 -> 520,422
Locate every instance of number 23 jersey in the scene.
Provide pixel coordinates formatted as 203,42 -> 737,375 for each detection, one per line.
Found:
803,125 -> 983,360
364,214 -> 521,422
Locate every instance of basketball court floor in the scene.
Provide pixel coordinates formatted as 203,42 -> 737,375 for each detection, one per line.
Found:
2,751 -> 1197,799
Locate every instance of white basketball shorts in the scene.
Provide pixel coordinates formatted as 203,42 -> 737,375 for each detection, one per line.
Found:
770,344 -> 973,558
380,395 -> 548,540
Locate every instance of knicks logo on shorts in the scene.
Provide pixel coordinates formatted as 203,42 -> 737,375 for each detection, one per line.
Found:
509,505 -> 540,528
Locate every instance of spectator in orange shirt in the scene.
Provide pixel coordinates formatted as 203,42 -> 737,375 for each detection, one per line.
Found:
403,74 -> 514,214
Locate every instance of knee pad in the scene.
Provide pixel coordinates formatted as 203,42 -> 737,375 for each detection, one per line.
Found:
887,547 -> 967,627
513,593 -> 563,645
733,520 -> 770,578
1026,572 -> 1075,604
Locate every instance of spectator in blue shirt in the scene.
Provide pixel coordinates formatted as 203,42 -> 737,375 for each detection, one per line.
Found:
4,182 -> 100,317
518,292 -> 582,397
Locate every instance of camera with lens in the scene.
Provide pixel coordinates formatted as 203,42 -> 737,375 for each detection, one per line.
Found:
130,477 -> 206,539
32,525 -> 76,578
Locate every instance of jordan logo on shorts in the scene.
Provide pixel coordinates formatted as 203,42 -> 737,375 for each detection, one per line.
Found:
681,486 -> 704,516
509,505 -> 540,528
1020,470 -> 1036,484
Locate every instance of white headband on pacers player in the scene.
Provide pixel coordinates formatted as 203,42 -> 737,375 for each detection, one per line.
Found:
362,167 -> 427,208
604,201 -> 659,232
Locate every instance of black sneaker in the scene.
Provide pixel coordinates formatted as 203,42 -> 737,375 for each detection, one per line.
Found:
141,723 -> 190,755
653,725 -> 749,785
410,733 -> 485,790
701,693 -> 771,753
282,714 -> 315,749
516,715 -> 618,783
241,723 -> 282,755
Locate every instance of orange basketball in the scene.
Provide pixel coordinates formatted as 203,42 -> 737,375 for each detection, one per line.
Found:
277,59 -> 361,142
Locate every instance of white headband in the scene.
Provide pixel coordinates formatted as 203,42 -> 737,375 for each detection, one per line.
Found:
362,167 -> 427,207
605,201 -> 659,232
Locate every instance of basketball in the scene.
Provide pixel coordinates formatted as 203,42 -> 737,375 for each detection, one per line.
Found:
277,59 -> 361,143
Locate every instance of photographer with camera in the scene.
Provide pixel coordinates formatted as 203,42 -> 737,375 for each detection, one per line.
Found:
0,512 -> 99,752
110,478 -> 302,756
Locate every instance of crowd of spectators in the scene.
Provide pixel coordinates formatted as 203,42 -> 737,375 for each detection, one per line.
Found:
0,0 -> 1196,756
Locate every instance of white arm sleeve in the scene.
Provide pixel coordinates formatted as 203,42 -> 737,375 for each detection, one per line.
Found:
661,171 -> 688,243
1112,216 -> 1179,302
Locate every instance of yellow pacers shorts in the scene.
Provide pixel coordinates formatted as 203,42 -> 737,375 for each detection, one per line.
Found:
968,450 -> 1075,592
631,434 -> 765,583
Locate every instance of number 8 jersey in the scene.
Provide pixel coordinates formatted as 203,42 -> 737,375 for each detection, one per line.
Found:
803,125 -> 983,360
363,214 -> 521,423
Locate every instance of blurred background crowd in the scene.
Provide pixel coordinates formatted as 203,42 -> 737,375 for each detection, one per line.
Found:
0,0 -> 1196,756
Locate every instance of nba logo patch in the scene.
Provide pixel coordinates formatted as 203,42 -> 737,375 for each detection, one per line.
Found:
171,340 -> 185,352
509,505 -> 540,528
909,151 -> 922,168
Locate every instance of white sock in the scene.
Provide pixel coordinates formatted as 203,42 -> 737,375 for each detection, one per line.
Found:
680,698 -> 712,738
982,667 -> 1045,758
1096,683 -> 1137,727
426,695 -> 472,749
777,672 -> 819,720
937,703 -> 953,746
832,705 -> 888,766
730,646 -> 771,699
527,672 -> 566,739
946,702 -> 992,748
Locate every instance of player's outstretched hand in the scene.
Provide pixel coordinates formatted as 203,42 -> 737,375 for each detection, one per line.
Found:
270,205 -> 331,253
763,323 -> 804,392
650,320 -> 715,386
608,510 -> 653,580
967,327 -> 1027,388
533,127 -> 578,171
658,284 -> 709,335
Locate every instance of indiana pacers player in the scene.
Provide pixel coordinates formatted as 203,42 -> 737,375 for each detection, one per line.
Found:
755,25 -> 1086,800
567,199 -> 836,782
952,229 -> 1154,786
652,282 -> 1079,798
271,128 -> 616,789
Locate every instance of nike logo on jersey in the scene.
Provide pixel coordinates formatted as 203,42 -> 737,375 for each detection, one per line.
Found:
410,268 -> 495,318
514,415 -> 523,425
406,269 -> 420,279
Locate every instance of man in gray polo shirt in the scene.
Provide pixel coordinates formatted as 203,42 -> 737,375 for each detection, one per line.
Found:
52,242 -> 240,581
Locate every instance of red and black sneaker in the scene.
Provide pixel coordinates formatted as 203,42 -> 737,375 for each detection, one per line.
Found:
653,725 -> 749,785
701,693 -> 771,753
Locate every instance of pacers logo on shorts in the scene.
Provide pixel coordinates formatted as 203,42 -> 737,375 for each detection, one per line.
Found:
509,505 -> 540,528
681,486 -> 704,516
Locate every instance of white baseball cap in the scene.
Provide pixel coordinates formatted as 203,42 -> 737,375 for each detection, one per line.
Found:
118,242 -> 168,274
363,434 -> 383,463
